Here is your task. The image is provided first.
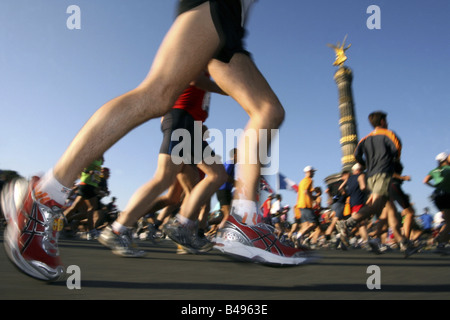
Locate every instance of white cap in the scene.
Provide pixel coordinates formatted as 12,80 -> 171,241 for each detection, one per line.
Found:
304,165 -> 316,172
352,163 -> 362,171
435,152 -> 448,163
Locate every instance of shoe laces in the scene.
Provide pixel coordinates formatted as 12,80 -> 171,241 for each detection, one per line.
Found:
118,229 -> 143,252
38,203 -> 64,256
117,229 -> 133,246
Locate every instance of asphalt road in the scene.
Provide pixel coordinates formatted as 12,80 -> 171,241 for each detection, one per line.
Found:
1,231 -> 450,302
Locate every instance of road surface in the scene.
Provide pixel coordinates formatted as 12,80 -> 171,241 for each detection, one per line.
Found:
1,231 -> 449,302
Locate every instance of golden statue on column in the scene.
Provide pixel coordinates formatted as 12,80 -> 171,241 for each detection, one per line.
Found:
327,35 -> 352,67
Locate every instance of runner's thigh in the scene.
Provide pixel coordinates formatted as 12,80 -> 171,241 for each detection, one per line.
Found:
139,2 -> 220,106
208,54 -> 284,122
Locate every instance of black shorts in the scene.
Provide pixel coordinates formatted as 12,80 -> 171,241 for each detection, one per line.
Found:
77,184 -> 97,199
216,189 -> 232,206
432,190 -> 450,211
177,0 -> 251,63
390,182 -> 411,209
160,109 -> 215,164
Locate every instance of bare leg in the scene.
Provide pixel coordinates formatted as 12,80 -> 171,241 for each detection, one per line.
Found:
358,221 -> 369,242
176,165 -> 200,201
198,202 -> 211,232
288,222 -> 298,239
208,54 -> 285,202
325,216 -> 338,237
117,154 -> 182,227
218,204 -> 230,229
401,207 -> 415,240
385,201 -> 406,245
53,3 -> 220,187
64,195 -> 84,221
84,197 -> 98,232
146,168 -> 197,216
179,160 -> 227,221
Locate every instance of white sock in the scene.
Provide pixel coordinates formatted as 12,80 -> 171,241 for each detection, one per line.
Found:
176,214 -> 196,229
37,169 -> 70,206
111,221 -> 128,235
231,199 -> 260,225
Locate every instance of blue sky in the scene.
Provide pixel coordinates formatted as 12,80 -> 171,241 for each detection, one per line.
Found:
1,1 -> 449,220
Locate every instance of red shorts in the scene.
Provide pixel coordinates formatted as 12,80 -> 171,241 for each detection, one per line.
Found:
351,204 -> 364,213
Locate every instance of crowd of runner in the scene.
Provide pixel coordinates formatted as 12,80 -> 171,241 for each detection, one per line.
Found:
1,1 -> 449,283
30,146 -> 447,260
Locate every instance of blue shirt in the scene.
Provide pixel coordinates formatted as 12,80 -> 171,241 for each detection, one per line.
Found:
346,174 -> 366,207
420,214 -> 433,230
219,161 -> 235,191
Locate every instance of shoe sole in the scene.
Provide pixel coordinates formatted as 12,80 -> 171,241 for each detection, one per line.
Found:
168,238 -> 199,255
2,179 -> 64,281
404,243 -> 424,258
214,237 -> 316,267
98,232 -> 115,249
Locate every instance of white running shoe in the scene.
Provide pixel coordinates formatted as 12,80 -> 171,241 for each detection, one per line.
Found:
2,177 -> 65,281
214,215 -> 315,266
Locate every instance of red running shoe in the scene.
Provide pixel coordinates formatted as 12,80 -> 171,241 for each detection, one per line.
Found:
2,177 -> 65,281
214,214 -> 315,266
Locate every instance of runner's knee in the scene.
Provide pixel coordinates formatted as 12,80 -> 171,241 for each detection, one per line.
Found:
271,104 -> 285,127
256,103 -> 285,129
136,81 -> 183,119
207,168 -> 227,188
